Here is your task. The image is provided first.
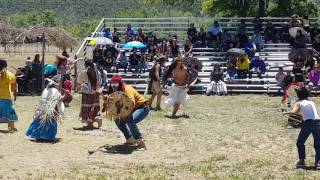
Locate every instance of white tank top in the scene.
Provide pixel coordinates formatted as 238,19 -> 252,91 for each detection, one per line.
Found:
299,100 -> 320,120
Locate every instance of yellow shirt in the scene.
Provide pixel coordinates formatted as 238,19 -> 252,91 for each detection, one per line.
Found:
236,57 -> 250,70
124,85 -> 147,109
0,70 -> 16,100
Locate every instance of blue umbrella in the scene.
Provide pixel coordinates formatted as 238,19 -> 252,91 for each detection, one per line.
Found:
122,41 -> 146,49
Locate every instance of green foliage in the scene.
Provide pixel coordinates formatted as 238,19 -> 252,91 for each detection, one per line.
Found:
201,0 -> 319,17
10,10 -> 60,27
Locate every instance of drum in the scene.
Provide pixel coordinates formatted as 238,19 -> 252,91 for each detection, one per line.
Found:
288,113 -> 303,128
105,91 -> 134,120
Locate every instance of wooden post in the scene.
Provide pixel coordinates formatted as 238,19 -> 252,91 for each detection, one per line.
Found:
41,33 -> 46,90
73,55 -> 78,90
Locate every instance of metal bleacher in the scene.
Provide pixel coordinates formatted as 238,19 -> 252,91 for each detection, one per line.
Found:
75,17 -> 318,94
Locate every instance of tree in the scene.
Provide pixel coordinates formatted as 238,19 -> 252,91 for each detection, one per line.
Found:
269,0 -> 318,17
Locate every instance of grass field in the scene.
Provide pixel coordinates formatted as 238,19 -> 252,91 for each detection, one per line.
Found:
1,94 -> 320,179
1,50 -> 320,179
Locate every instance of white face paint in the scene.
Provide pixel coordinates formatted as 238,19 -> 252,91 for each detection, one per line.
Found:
111,82 -> 119,89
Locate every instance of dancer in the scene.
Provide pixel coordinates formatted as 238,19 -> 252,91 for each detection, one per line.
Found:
0,59 -> 18,132
148,56 -> 166,110
283,87 -> 320,170
164,56 -> 191,118
77,61 -> 102,129
103,75 -> 149,149
26,78 -> 65,141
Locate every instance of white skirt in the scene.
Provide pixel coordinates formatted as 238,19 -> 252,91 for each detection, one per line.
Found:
165,85 -> 189,105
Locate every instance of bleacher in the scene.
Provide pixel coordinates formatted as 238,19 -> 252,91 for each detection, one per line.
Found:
75,17 -> 318,94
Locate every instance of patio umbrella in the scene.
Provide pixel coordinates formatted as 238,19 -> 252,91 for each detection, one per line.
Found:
227,48 -> 246,55
88,37 -> 113,46
122,41 -> 146,49
184,57 -> 203,71
289,27 -> 307,38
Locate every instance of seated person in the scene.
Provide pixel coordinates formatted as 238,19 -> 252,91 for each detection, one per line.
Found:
128,48 -> 140,73
103,50 -> 115,72
251,31 -> 263,52
248,53 -> 266,84
206,64 -> 227,96
187,23 -> 198,44
226,59 -> 237,81
308,65 -> 320,88
236,54 -> 250,79
197,27 -> 207,48
294,30 -> 307,48
139,51 -> 148,74
116,50 -> 128,73
264,22 -> 278,43
244,35 -> 256,59
236,20 -> 247,48
208,21 -> 223,49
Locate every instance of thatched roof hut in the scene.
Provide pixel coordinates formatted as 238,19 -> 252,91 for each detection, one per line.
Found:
0,22 -> 78,50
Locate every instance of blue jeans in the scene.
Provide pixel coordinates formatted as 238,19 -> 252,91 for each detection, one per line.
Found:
115,106 -> 149,139
296,119 -> 320,165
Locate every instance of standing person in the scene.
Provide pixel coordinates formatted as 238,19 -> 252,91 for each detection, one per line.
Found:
32,54 -> 42,94
76,61 -> 102,129
283,87 -> 320,170
0,59 -> 18,132
26,78 -> 65,141
148,56 -> 166,110
164,57 -> 191,118
103,75 -> 149,149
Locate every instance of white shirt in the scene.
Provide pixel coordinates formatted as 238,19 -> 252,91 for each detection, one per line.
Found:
299,100 -> 320,121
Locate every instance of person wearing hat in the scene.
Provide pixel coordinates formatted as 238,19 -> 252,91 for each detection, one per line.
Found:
26,78 -> 65,141
0,59 -> 18,132
148,56 -> 166,110
248,53 -> 266,84
103,75 -> 149,149
283,87 -> 320,170
164,56 -> 191,118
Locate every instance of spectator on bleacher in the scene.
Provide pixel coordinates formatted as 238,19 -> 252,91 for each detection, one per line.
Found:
187,23 -> 198,44
136,28 -> 145,42
208,21 -> 223,49
148,45 -> 157,62
139,51 -> 148,74
289,14 -> 302,28
226,59 -> 237,81
294,29 -> 307,48
93,48 -> 104,66
103,28 -> 113,39
145,31 -> 157,49
221,31 -> 235,52
252,31 -> 264,52
236,19 -> 247,48
302,16 -> 310,32
104,45 -> 118,58
197,27 -> 207,48
128,48 -> 140,73
112,28 -> 121,43
244,35 -> 256,59
32,54 -> 42,94
103,50 -> 115,72
206,64 -> 227,96
183,39 -> 193,57
236,54 -> 250,79
276,67 -> 286,92
279,22 -> 290,43
308,65 -> 320,89
126,23 -> 136,36
264,21 -> 278,43
169,38 -> 180,58
158,39 -> 169,58
115,50 -> 128,73
312,27 -> 320,52
248,53 -> 266,84
253,17 -> 263,33
292,63 -> 304,82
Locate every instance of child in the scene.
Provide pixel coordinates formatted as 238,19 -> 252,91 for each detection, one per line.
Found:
26,78 -> 65,141
0,59 -> 18,132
